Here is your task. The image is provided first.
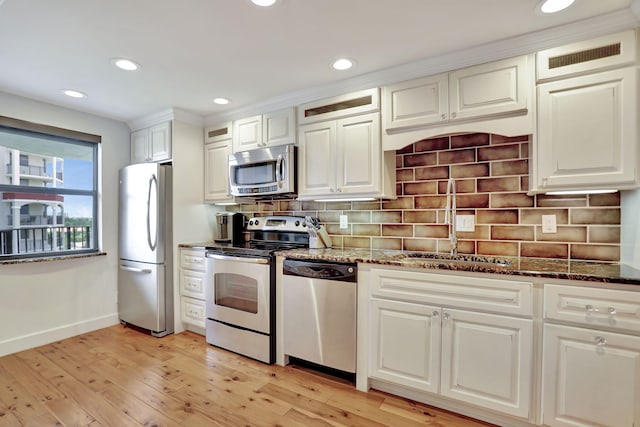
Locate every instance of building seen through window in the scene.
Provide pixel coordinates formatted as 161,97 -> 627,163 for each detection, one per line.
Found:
0,118 -> 99,259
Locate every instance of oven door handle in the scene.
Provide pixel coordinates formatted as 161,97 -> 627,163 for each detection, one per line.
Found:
206,253 -> 269,264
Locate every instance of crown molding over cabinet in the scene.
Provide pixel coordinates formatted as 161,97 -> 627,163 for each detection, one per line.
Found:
203,9 -> 639,127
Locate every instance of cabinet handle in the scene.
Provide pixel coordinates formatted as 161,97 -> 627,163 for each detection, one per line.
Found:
440,113 -> 446,120
330,188 -> 335,193
337,188 -> 342,193
608,307 -> 617,315
443,312 -> 450,320
586,304 -> 599,313
594,336 -> 607,346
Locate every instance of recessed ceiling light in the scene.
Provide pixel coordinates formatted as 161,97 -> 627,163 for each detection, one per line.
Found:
213,97 -> 230,105
332,58 -> 354,71
251,0 -> 276,6
63,89 -> 87,99
538,0 -> 575,14
112,58 -> 140,71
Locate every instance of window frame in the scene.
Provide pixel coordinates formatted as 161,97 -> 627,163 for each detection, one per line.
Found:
0,116 -> 100,261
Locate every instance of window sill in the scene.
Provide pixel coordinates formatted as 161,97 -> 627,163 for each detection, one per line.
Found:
0,251 -> 107,265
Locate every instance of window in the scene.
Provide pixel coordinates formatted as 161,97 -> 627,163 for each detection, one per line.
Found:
0,116 -> 100,260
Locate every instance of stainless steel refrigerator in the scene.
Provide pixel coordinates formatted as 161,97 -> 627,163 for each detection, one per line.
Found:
118,162 -> 173,337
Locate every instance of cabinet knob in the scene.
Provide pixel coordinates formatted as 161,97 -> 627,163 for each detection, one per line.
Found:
330,188 -> 335,193
594,336 -> 607,346
441,113 -> 446,120
432,310 -> 439,317
608,307 -> 617,315
443,312 -> 451,320
451,112 -> 457,119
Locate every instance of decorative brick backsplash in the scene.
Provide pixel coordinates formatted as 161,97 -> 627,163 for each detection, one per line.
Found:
229,133 -> 620,262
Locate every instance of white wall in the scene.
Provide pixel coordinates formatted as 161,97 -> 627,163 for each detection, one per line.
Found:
0,91 -> 130,356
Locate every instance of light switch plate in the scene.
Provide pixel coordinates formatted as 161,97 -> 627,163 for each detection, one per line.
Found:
542,214 -> 557,233
339,215 -> 348,229
456,215 -> 475,232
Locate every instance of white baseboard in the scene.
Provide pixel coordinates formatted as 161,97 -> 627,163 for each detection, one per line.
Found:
0,313 -> 120,357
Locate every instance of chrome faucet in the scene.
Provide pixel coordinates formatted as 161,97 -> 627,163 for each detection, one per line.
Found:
444,178 -> 457,256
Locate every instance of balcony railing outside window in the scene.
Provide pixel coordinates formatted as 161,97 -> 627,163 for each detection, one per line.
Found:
0,225 -> 91,255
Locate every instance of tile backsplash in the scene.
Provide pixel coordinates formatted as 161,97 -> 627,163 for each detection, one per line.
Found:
229,133 -> 620,262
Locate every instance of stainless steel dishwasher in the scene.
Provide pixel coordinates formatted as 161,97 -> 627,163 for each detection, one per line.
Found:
282,258 -> 357,373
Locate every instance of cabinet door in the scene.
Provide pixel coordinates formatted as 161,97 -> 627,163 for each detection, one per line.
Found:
537,68 -> 637,190
263,108 -> 295,147
382,73 -> 449,131
542,324 -> 640,427
148,122 -> 171,162
130,129 -> 149,163
204,139 -> 233,202
369,299 -> 441,393
234,115 -> 263,152
440,309 -> 533,418
449,55 -> 528,121
298,121 -> 336,197
336,113 -> 380,195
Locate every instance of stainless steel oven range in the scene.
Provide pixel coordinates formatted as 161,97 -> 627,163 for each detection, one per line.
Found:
204,215 -> 309,363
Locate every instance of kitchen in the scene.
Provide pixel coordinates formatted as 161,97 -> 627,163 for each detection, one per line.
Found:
1,0 -> 640,426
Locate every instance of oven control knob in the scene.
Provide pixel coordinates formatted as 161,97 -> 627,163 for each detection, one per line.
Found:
295,220 -> 300,227
254,219 -> 260,226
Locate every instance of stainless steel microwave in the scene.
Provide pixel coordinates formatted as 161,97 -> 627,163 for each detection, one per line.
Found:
229,144 -> 297,197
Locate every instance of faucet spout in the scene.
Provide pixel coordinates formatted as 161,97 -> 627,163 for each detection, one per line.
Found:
445,178 -> 457,256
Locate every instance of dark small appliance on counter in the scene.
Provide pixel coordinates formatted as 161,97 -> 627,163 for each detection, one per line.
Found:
213,212 -> 245,243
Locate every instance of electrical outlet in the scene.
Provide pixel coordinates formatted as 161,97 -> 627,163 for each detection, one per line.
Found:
339,215 -> 348,229
542,214 -> 557,233
456,215 -> 475,232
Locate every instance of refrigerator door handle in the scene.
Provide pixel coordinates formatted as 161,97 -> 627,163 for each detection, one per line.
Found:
119,265 -> 152,274
147,174 -> 158,251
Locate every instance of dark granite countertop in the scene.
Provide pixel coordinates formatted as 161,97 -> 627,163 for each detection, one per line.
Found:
178,242 -> 640,285
274,247 -> 640,286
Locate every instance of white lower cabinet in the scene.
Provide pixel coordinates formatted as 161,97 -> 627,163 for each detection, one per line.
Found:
370,299 -> 441,393
367,267 -> 533,420
440,309 -> 532,418
542,283 -> 640,427
542,324 -> 640,427
179,248 -> 206,330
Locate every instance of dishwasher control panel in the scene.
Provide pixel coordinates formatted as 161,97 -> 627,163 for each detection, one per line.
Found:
282,259 -> 357,282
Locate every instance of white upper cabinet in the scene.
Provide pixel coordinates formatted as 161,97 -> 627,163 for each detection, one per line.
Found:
537,30 -> 638,82
382,73 -> 449,130
298,111 -> 395,201
131,121 -> 171,164
382,55 -> 531,140
532,30 -> 639,193
233,107 -> 296,152
204,122 -> 235,204
449,56 -> 528,121
205,120 -> 232,144
298,89 -> 394,201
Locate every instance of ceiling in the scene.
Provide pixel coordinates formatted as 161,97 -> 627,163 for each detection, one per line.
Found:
0,0 -> 637,125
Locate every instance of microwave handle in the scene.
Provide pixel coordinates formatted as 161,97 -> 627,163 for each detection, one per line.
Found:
276,154 -> 284,188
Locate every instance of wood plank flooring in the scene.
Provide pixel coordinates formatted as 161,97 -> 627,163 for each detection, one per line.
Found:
0,325 -> 496,426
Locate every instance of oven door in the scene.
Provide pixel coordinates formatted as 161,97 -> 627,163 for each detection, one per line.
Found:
205,253 -> 271,334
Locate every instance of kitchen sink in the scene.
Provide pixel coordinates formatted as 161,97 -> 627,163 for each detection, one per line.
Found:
398,252 -> 513,268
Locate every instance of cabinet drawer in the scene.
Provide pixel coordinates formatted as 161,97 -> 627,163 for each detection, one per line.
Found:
180,249 -> 205,271
181,297 -> 206,328
545,284 -> 640,333
180,269 -> 205,299
370,268 -> 532,317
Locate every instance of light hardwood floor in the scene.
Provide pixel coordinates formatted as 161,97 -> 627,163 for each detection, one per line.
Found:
0,325 -> 496,426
